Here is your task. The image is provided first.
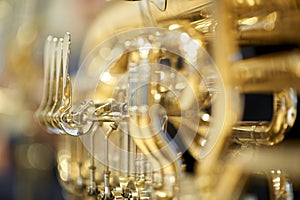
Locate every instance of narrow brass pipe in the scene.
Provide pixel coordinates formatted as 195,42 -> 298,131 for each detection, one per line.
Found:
129,107 -> 182,199
233,88 -> 297,145
126,33 -> 182,198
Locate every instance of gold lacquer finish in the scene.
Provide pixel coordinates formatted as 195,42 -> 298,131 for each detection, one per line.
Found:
34,0 -> 300,199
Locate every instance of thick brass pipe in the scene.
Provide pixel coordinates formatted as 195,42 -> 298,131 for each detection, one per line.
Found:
233,51 -> 300,93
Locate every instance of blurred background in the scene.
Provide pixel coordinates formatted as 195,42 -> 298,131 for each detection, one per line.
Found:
0,0 -> 300,199
0,0 -> 104,199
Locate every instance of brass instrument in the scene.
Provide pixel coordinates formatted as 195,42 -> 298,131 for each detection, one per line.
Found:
34,0 -> 300,199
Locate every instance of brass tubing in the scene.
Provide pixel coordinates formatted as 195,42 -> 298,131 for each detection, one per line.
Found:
233,88 -> 297,145
214,143 -> 300,200
233,51 -> 300,93
127,44 -> 181,199
267,169 -> 294,200
128,107 -> 182,199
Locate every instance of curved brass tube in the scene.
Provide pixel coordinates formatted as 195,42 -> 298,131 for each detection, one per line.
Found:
233,88 -> 297,145
35,0 -> 300,199
129,105 -> 182,199
213,143 -> 300,200
126,46 -> 182,198
233,51 -> 300,93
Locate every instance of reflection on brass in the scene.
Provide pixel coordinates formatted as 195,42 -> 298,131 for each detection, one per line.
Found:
268,169 -> 294,200
233,88 -> 297,145
35,0 -> 300,199
233,51 -> 300,93
36,33 -> 73,134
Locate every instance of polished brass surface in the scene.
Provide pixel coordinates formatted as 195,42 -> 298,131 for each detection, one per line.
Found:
268,169 -> 294,200
233,88 -> 297,145
34,0 -> 300,199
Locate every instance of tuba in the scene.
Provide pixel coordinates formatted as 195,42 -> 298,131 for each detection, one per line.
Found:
35,0 -> 300,199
